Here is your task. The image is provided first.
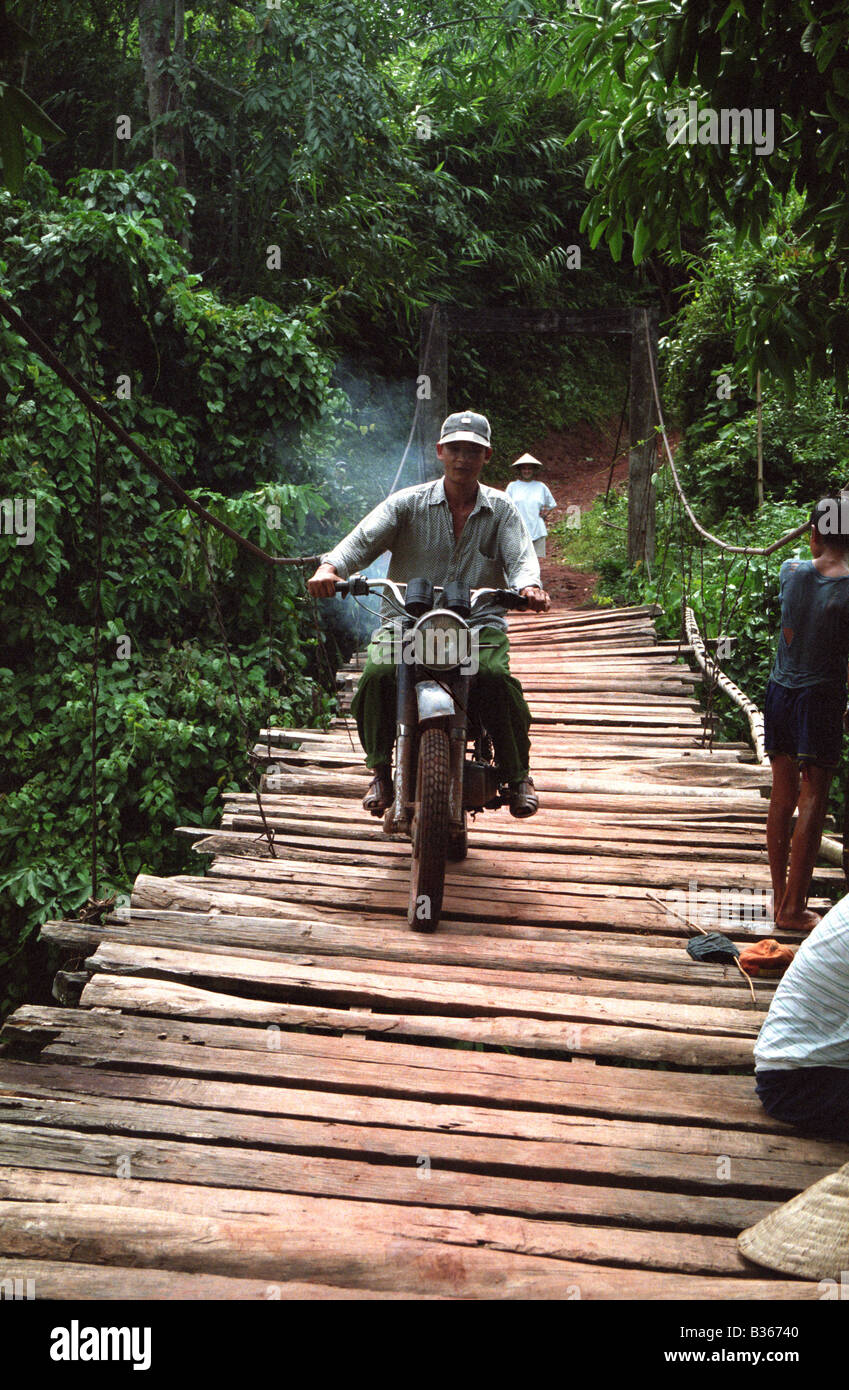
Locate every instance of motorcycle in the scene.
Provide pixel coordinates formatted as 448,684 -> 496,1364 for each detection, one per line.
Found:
335,574 -> 529,931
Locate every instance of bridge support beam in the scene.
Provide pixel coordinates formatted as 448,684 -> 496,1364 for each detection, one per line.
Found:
416,305 -> 448,483
419,303 -> 660,561
627,308 -> 658,568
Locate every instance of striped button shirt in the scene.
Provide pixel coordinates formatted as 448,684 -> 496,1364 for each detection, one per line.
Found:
754,895 -> 849,1071
321,476 -> 541,630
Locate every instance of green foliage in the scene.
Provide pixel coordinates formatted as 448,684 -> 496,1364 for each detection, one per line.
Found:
678,391 -> 849,520
663,209 -> 849,412
0,164 -> 337,1022
0,0 -> 64,194
70,163 -> 196,244
551,488 -> 631,593
2,161 -> 331,489
16,1 -> 642,376
564,0 -> 849,393
453,334 -> 628,484
655,215 -> 849,516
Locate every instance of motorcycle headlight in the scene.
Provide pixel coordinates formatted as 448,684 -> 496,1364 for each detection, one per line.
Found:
411,609 -> 472,671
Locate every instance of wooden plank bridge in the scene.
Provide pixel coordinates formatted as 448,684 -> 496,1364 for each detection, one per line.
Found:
2,603 -> 848,1299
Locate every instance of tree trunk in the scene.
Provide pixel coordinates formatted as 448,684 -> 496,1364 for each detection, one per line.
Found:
138,0 -> 186,184
756,370 -> 764,507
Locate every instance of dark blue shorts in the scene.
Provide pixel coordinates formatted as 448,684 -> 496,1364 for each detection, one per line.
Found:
763,679 -> 846,768
756,1067 -> 849,1138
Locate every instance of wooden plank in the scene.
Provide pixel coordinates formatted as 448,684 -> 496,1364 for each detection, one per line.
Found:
0,1257 -> 402,1300
444,305 -> 637,335
203,849 -> 779,895
37,918 -> 777,1002
3,1088 -> 830,1193
42,906 -> 693,953
0,1168 -> 755,1277
129,876 -> 796,943
185,811 -> 773,847
1,978 -> 755,1073
0,1123 -> 781,1233
163,847 -> 792,893
47,931 -> 774,1011
186,811 -> 778,856
64,974 -> 759,1065
6,1061 -> 841,1168
0,1202 -> 821,1298
132,865 -> 826,944
0,1245 -> 820,1302
2,1002 -> 758,1101
82,941 -> 765,1038
92,894 -> 783,948
122,875 -> 656,934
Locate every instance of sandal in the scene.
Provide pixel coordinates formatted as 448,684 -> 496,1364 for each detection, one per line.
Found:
508,777 -> 539,818
363,766 -> 393,817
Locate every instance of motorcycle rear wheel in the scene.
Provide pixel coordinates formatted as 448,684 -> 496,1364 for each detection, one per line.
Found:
407,726 -> 450,931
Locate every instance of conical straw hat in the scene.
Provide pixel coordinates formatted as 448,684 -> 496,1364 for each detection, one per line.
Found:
737,1160 -> 849,1281
511,452 -> 543,468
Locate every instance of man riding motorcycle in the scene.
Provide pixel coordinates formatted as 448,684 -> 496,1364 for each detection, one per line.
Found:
307,410 -> 551,818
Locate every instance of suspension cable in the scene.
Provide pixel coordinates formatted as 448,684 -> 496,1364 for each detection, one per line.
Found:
641,309 -> 810,557
385,305 -> 438,496
191,512 -> 279,856
0,294 -> 320,568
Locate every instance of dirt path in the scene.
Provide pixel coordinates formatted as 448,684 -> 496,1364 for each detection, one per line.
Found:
516,414 -> 628,609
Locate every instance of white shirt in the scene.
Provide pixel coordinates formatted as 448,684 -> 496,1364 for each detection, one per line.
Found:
754,894 -> 849,1071
505,478 -> 556,541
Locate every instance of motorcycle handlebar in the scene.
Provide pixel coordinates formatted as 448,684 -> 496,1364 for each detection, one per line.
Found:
334,577 -> 530,610
493,589 -> 530,611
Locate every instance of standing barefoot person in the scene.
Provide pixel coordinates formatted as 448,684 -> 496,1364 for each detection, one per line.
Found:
765,496 -> 849,931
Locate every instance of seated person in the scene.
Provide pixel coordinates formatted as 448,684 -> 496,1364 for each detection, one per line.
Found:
754,893 -> 849,1138
307,410 -> 550,818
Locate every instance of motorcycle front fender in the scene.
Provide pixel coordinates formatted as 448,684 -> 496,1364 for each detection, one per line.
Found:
415,678 -> 455,725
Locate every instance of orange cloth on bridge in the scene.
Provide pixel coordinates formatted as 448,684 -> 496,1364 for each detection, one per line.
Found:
738,938 -> 795,977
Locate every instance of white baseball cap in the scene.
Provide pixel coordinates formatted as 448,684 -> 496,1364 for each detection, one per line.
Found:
438,410 -> 491,448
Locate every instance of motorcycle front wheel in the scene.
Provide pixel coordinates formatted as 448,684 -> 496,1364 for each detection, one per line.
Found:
407,726 -> 450,931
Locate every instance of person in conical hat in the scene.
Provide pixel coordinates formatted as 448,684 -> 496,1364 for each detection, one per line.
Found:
738,1159 -> 849,1282
505,453 -> 556,557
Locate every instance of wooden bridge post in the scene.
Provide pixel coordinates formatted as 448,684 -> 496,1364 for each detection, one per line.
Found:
417,305 -> 448,482
627,308 -> 658,568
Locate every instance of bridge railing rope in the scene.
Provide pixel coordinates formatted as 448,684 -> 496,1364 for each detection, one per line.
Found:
641,308 -> 811,559
685,608 -> 847,873
684,606 -> 766,764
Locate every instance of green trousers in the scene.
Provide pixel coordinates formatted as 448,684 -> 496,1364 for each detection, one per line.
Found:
349,625 -> 532,783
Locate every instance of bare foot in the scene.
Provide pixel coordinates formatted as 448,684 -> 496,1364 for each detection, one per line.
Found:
362,767 -> 393,817
775,907 -> 822,933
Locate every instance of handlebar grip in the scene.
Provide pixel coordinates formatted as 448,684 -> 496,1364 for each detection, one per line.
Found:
495,590 -> 530,611
334,574 -> 370,597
